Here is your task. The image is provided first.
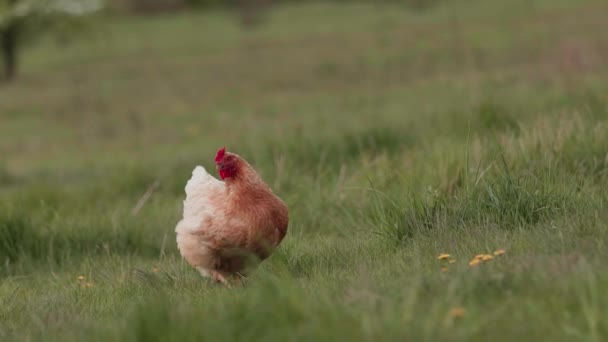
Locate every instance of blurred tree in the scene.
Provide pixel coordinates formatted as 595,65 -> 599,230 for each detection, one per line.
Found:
0,0 -> 101,81
237,0 -> 271,27
0,0 -> 19,80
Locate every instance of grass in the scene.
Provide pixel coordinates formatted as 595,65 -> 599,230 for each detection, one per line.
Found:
1,0 -> 608,340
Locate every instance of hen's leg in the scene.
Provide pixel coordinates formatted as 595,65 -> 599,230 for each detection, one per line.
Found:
233,272 -> 247,287
196,267 -> 211,278
211,270 -> 231,288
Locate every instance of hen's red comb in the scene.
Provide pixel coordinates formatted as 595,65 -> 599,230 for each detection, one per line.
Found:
214,147 -> 226,163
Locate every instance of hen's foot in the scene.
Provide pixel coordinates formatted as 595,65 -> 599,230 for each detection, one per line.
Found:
211,270 -> 231,288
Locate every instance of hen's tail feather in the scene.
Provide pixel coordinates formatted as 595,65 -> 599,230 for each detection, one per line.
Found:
176,166 -> 223,234
185,166 -> 218,196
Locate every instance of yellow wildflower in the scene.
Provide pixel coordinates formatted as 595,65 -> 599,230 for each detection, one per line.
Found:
472,254 -> 495,262
480,254 -> 494,261
437,253 -> 451,260
77,276 -> 85,281
494,249 -> 506,256
469,258 -> 481,266
450,307 -> 466,319
448,260 -> 456,264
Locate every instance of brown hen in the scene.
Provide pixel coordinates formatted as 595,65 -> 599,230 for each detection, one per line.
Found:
175,148 -> 288,285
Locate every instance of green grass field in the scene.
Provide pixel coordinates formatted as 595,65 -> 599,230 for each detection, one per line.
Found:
1,0 -> 608,340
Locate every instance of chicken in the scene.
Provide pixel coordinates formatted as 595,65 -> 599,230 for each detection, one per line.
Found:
175,147 -> 288,286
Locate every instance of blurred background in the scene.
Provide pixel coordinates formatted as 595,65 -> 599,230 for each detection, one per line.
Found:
2,0 -> 608,226
1,0 -> 607,179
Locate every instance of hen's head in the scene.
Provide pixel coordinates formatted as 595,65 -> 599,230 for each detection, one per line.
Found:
214,147 -> 240,180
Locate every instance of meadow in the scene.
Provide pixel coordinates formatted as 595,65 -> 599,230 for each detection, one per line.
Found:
1,0 -> 608,340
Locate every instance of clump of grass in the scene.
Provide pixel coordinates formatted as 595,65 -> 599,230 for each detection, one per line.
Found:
0,207 -> 31,263
558,129 -> 608,182
369,146 -> 578,248
457,150 -> 572,226
0,201 -> 163,271
474,176 -> 568,226
368,185 -> 446,247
